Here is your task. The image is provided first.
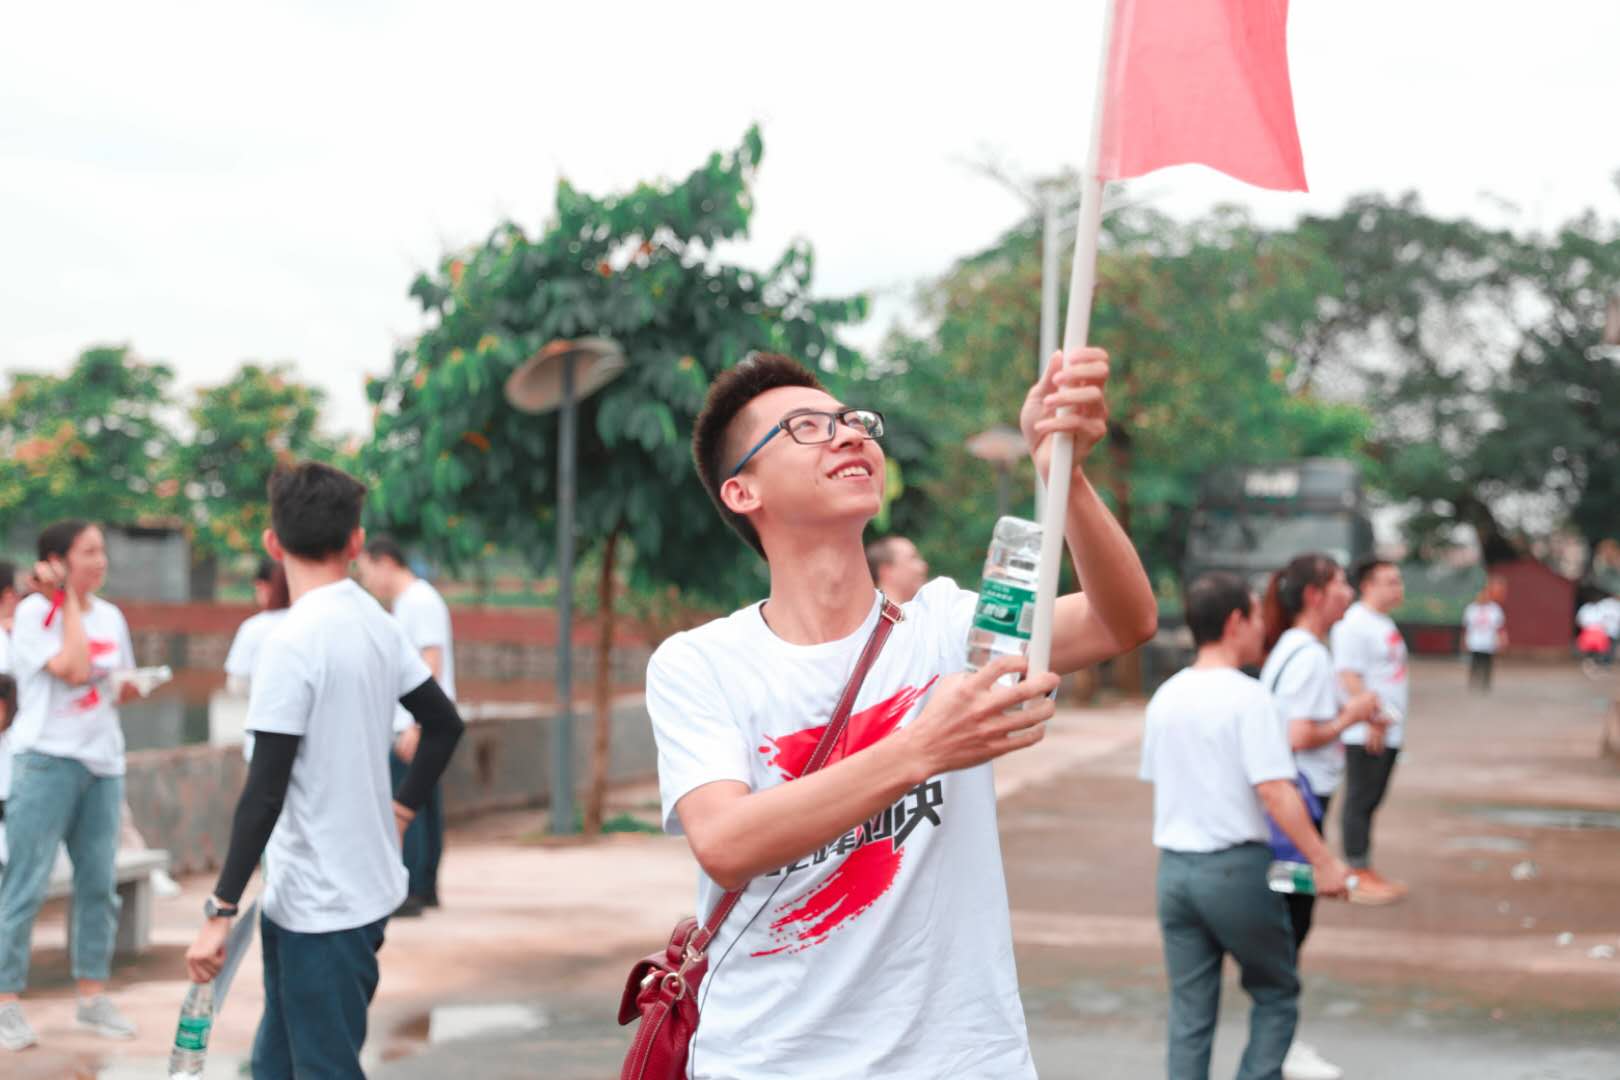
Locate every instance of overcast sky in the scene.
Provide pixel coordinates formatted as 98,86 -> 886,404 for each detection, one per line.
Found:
3,0 -> 1617,435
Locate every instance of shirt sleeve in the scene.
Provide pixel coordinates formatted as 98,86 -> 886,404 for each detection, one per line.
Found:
1274,646 -> 1335,723
246,635 -> 315,737
117,611 -> 135,670
396,588 -> 451,652
1239,688 -> 1297,785
1137,702 -> 1159,782
223,621 -> 254,679
909,577 -> 978,676
9,597 -> 56,681
394,621 -> 433,698
1330,617 -> 1371,677
645,635 -> 754,835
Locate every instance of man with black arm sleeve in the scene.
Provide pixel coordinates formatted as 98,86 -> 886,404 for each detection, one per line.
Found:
184,462 -> 464,1079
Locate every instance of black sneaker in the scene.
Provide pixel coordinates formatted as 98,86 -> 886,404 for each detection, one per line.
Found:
394,896 -> 427,918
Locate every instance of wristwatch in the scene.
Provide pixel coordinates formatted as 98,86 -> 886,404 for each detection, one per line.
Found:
204,897 -> 240,920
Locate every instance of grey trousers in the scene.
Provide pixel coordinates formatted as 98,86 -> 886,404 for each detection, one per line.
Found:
1157,843 -> 1300,1080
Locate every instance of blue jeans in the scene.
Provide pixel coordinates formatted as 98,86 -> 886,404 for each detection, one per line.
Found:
1157,843 -> 1300,1080
253,912 -> 388,1079
390,751 -> 443,902
0,752 -> 123,991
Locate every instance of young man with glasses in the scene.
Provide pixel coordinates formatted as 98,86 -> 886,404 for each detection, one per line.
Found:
647,349 -> 1157,1078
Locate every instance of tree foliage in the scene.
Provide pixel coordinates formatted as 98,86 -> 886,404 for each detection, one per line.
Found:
0,345 -> 177,526
879,194 -> 1370,590
360,127 -> 868,605
169,362 -> 337,558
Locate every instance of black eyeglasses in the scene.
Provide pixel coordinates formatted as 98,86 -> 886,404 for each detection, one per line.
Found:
727,408 -> 885,478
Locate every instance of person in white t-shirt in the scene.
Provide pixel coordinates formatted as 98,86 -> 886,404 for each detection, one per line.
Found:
1461,579 -> 1508,692
358,536 -> 456,914
1330,559 -> 1411,902
225,558 -> 291,762
184,463 -> 465,1079
647,349 -> 1158,1078
865,535 -> 930,604
0,523 -> 144,1052
0,560 -> 20,871
1143,572 -> 1351,1080
1259,554 -> 1382,1080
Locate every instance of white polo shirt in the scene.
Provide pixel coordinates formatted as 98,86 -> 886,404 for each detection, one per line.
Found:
248,579 -> 430,933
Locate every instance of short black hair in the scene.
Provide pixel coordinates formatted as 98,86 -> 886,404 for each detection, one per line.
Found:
691,352 -> 825,559
1186,571 -> 1255,647
38,520 -> 93,562
0,560 -> 16,596
1351,557 -> 1396,593
364,535 -> 409,568
268,462 -> 367,560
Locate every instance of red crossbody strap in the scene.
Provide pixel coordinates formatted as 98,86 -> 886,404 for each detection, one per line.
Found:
693,595 -> 904,950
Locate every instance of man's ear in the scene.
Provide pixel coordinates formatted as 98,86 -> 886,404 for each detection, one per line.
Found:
346,527 -> 367,564
1223,607 -> 1248,644
262,529 -> 285,562
720,475 -> 761,517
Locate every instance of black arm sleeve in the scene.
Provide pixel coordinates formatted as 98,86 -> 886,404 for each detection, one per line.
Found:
211,731 -> 300,905
394,677 -> 466,811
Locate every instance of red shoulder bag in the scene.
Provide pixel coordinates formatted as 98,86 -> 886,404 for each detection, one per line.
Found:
618,597 -> 903,1080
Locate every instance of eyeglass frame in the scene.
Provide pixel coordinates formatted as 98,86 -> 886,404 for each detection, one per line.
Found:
726,407 -> 886,478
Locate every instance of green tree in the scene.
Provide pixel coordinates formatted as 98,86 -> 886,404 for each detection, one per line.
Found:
0,344 -> 177,526
170,362 -> 337,559
361,127 -> 867,830
879,195 -> 1370,594
1486,209 -> 1620,573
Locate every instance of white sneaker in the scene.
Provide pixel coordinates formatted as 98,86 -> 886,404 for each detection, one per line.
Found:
75,995 -> 137,1040
0,1002 -> 38,1052
1283,1040 -> 1343,1080
151,869 -> 183,899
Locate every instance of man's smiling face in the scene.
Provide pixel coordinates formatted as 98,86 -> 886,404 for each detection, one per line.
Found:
721,385 -> 885,546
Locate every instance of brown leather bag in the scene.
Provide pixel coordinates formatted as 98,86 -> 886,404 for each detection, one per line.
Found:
617,597 -> 904,1080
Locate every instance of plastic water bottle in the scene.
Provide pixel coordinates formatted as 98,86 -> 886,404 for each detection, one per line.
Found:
169,981 -> 215,1079
966,516 -> 1043,683
1267,860 -> 1315,895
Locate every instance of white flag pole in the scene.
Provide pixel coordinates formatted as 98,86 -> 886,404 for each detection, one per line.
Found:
1026,0 -> 1117,677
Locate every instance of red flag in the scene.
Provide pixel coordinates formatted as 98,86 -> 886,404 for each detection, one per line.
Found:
1098,0 -> 1307,191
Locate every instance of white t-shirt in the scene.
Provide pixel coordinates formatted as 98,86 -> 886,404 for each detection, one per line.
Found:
225,609 -> 290,681
1331,603 -> 1410,747
1139,667 -> 1297,853
8,593 -> 136,777
646,578 -> 1035,1080
1259,629 -> 1343,796
228,609 -> 290,763
1597,598 -> 1620,639
248,579 -> 430,933
390,578 -> 455,735
1462,601 -> 1505,654
0,627 -> 13,803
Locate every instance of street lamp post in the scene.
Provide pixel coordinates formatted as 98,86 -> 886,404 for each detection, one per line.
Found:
504,337 -> 625,835
966,426 -> 1029,521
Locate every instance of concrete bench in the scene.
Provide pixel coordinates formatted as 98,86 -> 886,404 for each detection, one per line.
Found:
46,849 -> 171,957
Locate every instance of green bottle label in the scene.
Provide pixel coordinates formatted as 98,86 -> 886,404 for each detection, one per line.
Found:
1292,864 -> 1315,895
175,1016 -> 212,1052
973,579 -> 1036,640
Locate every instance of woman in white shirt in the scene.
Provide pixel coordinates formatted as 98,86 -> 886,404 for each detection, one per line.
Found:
0,521 -> 143,1051
223,559 -> 289,762
1259,553 -> 1382,1080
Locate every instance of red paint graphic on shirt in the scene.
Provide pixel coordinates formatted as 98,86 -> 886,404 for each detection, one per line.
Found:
760,679 -> 935,781
1387,629 -> 1408,683
71,639 -> 119,711
750,679 -> 937,956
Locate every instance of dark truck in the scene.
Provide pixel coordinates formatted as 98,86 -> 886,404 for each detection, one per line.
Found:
1182,459 -> 1376,597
